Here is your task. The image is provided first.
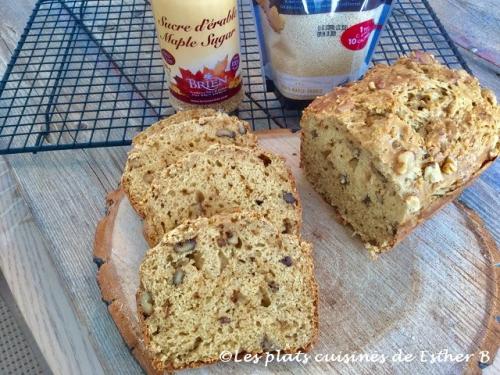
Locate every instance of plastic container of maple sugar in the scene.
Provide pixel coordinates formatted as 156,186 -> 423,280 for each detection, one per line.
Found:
254,0 -> 394,109
151,0 -> 244,112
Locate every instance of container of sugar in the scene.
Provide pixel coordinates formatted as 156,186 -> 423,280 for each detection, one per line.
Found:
151,0 -> 244,112
254,0 -> 394,108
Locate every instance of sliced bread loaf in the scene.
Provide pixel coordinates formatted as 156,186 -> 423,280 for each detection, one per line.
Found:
122,112 -> 257,217
143,144 -> 302,246
137,212 -> 318,372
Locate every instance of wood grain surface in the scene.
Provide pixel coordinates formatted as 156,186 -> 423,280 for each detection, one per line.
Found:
95,131 -> 499,375
0,0 -> 498,374
0,157 -> 105,375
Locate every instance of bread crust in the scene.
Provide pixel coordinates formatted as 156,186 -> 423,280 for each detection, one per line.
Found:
132,109 -> 218,146
94,190 -> 162,375
303,52 -> 498,172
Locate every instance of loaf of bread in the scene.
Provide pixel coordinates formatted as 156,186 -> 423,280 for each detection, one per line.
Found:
137,212 -> 318,372
143,144 -> 302,246
301,52 -> 499,253
122,112 -> 257,217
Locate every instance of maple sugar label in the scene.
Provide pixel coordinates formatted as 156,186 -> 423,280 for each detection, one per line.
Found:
151,0 -> 242,105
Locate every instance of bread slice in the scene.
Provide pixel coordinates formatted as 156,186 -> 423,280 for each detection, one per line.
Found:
301,52 -> 499,252
122,112 -> 257,217
143,144 -> 302,246
137,212 -> 318,372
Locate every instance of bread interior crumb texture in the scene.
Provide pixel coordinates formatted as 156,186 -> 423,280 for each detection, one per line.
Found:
138,213 -> 317,370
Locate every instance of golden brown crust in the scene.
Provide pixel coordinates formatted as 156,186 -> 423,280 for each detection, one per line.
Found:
94,190 -> 162,375
303,52 -> 498,192
133,109 -> 218,146
131,347 -> 165,375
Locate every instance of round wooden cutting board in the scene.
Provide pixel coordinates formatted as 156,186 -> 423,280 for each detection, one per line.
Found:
94,130 -> 499,375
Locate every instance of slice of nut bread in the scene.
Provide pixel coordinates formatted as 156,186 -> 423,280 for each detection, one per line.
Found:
143,144 -> 302,246
137,212 -> 318,372
122,112 -> 257,217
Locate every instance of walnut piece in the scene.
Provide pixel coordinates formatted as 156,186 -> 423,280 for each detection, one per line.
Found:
280,256 -> 293,267
238,123 -> 247,135
441,157 -> 457,175
216,129 -> 236,139
140,291 -> 153,315
395,151 -> 414,175
173,269 -> 185,286
174,238 -> 197,254
424,163 -> 443,183
405,195 -> 421,213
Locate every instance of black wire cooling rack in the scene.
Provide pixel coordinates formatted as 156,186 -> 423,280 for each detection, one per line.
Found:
0,0 -> 469,154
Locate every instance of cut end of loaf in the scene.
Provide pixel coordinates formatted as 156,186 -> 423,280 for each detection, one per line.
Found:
300,124 -> 408,252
